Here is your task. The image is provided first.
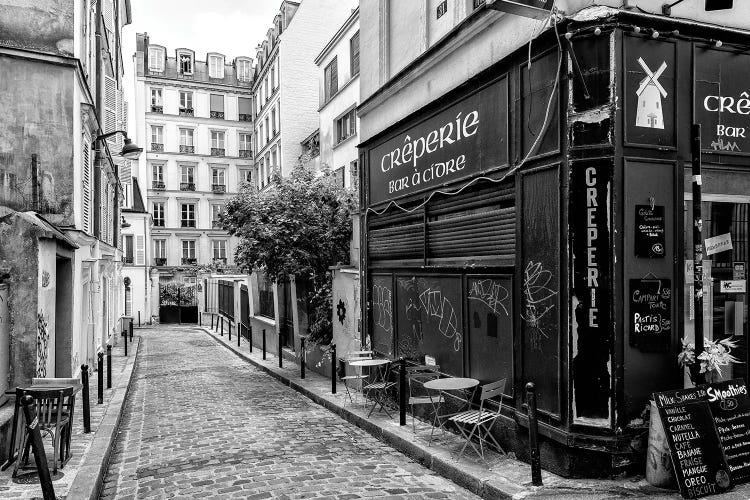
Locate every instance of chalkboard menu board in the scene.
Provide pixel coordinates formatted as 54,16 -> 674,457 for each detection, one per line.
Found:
654,387 -> 732,498
629,278 -> 671,352
707,379 -> 750,485
635,205 -> 666,258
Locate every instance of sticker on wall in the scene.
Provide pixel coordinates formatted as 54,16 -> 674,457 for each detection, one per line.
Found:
635,58 -> 668,130
705,233 -> 733,256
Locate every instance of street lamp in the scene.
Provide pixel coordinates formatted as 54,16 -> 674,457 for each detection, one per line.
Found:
95,130 -> 143,160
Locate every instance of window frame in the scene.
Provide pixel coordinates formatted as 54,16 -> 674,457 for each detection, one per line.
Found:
152,164 -> 164,182
150,87 -> 163,106
152,201 -> 165,227
181,239 -> 196,258
151,125 -> 163,145
179,128 -> 194,147
237,59 -> 252,82
208,54 -> 225,78
212,168 -> 226,186
350,31 -> 360,77
148,47 -> 164,72
179,90 -> 193,111
324,56 -> 338,102
212,240 -> 227,259
335,107 -> 357,144
180,203 -> 196,228
239,133 -> 252,151
211,130 -> 226,149
181,165 -> 195,184
153,239 -> 166,258
178,51 -> 194,75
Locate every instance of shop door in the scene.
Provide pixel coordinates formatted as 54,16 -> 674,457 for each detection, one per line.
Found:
684,199 -> 749,383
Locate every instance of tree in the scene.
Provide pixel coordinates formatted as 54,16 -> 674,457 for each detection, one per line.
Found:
221,165 -> 357,344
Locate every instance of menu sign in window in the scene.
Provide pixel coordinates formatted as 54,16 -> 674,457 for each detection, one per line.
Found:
655,387 -> 732,498
707,379 -> 750,485
635,205 -> 666,258
630,278 -> 671,352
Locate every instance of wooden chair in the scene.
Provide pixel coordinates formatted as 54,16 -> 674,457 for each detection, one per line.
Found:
405,365 -> 443,434
447,378 -> 506,463
13,386 -> 75,476
341,350 -> 373,406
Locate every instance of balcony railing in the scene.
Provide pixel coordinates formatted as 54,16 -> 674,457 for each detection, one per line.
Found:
210,111 -> 225,119
152,181 -> 165,190
212,184 -> 226,194
212,220 -> 222,229
181,257 -> 197,265
150,105 -> 163,113
123,256 -> 134,264
239,113 -> 252,122
181,220 -> 196,228
239,149 -> 252,158
179,145 -> 195,153
151,143 -> 164,152
180,182 -> 195,191
473,0 -> 486,8
211,148 -> 225,156
154,257 -> 167,266
213,257 -> 227,265
179,107 -> 194,117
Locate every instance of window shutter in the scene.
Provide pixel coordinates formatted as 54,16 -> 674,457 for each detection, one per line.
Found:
350,32 -> 360,76
104,75 -> 118,153
331,58 -> 338,95
238,97 -> 252,115
135,235 -> 145,265
82,136 -> 91,233
210,94 -> 224,112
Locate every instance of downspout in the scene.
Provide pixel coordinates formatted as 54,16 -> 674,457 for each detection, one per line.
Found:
94,0 -> 103,239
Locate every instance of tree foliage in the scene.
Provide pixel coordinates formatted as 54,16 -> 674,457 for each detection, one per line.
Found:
221,165 -> 357,343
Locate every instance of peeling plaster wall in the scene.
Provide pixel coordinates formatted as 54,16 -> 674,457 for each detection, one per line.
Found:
0,56 -> 75,226
0,0 -> 74,56
331,268 -> 361,357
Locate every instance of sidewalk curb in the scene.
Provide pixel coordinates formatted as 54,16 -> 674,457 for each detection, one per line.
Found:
200,326 -> 525,500
66,338 -> 141,500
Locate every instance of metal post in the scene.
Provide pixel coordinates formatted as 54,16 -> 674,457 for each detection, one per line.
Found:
211,315 -> 214,329
229,320 -> 232,341
20,396 -> 56,499
107,345 -> 112,389
199,312 -> 202,326
248,325 -> 253,353
526,382 -> 543,486
331,344 -> 337,394
97,352 -> 103,404
399,358 -> 406,426
278,331 -> 283,368
220,316 -> 224,336
138,311 -> 141,327
237,323 -> 241,347
123,328 -> 128,357
81,364 -> 91,433
129,321 -> 133,341
301,337 -> 306,379
177,287 -> 182,325
691,123 -> 705,385
262,329 -> 266,360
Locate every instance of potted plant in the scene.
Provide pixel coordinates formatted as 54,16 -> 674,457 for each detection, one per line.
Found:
678,336 -> 740,384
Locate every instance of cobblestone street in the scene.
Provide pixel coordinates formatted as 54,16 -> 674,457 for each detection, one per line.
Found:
100,325 -> 478,499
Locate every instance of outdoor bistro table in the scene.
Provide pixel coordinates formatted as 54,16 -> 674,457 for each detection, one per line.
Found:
348,358 -> 394,417
423,377 -> 480,444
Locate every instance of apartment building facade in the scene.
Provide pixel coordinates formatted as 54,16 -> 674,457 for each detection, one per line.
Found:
133,34 -> 253,315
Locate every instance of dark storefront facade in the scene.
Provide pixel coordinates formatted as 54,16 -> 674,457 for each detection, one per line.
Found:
358,11 -> 750,477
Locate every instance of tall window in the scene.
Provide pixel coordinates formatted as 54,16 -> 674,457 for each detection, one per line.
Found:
237,59 -> 252,82
239,133 -> 252,157
258,124 -> 264,149
152,164 -> 164,189
336,108 -> 356,143
264,76 -> 269,103
212,168 -> 225,187
179,52 -> 193,74
208,54 -> 224,78
179,91 -> 193,115
265,117 -> 270,142
350,31 -> 360,77
181,204 -> 196,228
211,204 -> 223,227
271,147 -> 278,170
180,165 -> 195,189
271,107 -> 277,134
324,57 -> 338,101
124,235 -> 134,263
210,94 -> 225,119
153,239 -> 166,259
259,158 -> 265,188
239,169 -> 252,186
271,64 -> 276,90
150,88 -> 163,112
212,240 -> 227,261
148,47 -> 164,72
181,240 -> 196,262
211,131 -> 225,155
152,202 -> 165,227
150,126 -> 163,150
238,97 -> 252,121
179,128 -> 194,153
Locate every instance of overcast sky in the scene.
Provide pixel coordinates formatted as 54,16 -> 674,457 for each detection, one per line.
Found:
122,0 -> 281,134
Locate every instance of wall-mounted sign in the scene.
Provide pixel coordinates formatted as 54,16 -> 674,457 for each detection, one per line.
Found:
485,0 -> 554,19
707,379 -> 750,485
733,262 -> 745,280
629,278 -> 671,352
696,49 -> 750,154
705,233 -> 733,256
367,77 -> 508,206
720,280 -> 746,293
635,205 -> 666,258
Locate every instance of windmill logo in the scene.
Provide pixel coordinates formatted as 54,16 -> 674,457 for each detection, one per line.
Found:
635,57 -> 667,129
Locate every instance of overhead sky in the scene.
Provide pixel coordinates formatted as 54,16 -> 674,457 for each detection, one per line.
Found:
122,0 -> 282,135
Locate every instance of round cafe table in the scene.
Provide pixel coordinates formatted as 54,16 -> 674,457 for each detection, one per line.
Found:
348,359 -> 389,368
423,377 -> 480,444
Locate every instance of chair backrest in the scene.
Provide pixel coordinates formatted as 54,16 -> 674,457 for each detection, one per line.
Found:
406,365 -> 440,395
479,378 -> 507,401
18,387 -> 74,429
346,350 -> 373,361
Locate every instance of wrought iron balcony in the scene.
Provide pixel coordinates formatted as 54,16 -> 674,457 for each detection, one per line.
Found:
239,113 -> 252,122
212,184 -> 226,194
212,220 -> 223,229
211,148 -> 225,157
123,256 -> 134,264
181,257 -> 197,265
210,111 -> 225,119
179,107 -> 194,117
154,257 -> 167,266
152,181 -> 165,190
150,105 -> 163,113
213,257 -> 227,265
180,220 -> 196,228
179,145 -> 195,153
180,182 -> 195,191
239,149 -> 252,158
151,143 -> 164,152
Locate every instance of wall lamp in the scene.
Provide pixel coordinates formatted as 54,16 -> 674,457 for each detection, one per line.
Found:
96,130 -> 143,160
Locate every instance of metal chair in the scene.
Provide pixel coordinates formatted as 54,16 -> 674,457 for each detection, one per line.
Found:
447,378 -> 506,462
362,360 -> 396,417
341,350 -> 373,406
406,365 -> 443,434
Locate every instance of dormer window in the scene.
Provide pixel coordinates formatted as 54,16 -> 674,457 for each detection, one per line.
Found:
148,47 -> 164,72
209,54 -> 225,79
237,59 -> 252,82
178,51 -> 193,75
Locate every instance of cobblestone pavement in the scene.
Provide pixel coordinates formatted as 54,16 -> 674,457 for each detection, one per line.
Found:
100,325 -> 478,499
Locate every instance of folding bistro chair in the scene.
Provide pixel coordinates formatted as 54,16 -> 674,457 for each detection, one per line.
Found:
363,360 -> 396,417
341,350 -> 373,406
406,365 -> 443,434
448,378 -> 506,462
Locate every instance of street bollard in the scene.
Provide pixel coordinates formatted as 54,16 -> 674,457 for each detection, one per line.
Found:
526,382 -> 543,486
220,316 -> 224,336
97,352 -> 103,404
199,313 -> 202,326
129,321 -> 133,341
399,358 -> 406,426
81,364 -> 91,433
300,337 -> 306,379
123,328 -> 128,356
229,320 -> 232,341
262,329 -> 266,360
331,344 -> 337,394
20,395 -> 56,500
107,345 -> 112,389
138,311 -> 141,327
278,331 -> 283,368
211,315 -> 214,329
248,325 -> 253,353
237,323 -> 241,347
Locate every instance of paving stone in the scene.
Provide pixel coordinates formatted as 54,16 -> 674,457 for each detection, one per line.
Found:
100,325 -> 477,499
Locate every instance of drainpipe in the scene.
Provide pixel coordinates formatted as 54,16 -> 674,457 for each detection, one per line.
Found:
94,0 -> 103,239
